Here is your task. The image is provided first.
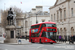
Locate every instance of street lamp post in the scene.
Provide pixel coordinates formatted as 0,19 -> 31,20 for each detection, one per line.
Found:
25,31 -> 27,40
36,14 -> 38,24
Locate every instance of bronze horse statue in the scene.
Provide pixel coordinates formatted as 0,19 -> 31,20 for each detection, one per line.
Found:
7,8 -> 13,25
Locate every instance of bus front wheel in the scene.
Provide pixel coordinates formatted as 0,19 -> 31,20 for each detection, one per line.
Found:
50,43 -> 53,44
31,39 -> 34,43
39,39 -> 43,44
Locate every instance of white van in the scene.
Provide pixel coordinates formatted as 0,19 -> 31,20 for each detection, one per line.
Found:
0,27 -> 6,43
0,34 -> 6,43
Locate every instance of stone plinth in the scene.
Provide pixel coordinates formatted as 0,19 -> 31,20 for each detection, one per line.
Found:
4,39 -> 17,43
4,25 -> 17,43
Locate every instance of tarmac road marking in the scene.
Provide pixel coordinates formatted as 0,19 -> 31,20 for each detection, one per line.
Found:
37,45 -> 44,49
5,49 -> 8,50
54,45 -> 75,49
42,49 -> 48,50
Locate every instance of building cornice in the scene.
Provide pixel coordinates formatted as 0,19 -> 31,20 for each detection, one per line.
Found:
16,17 -> 25,20
49,0 -> 70,9
30,15 -> 49,17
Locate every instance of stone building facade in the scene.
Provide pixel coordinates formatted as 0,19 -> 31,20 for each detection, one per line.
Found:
49,0 -> 75,40
0,10 -> 6,37
0,10 -> 26,38
16,16 -> 25,36
25,6 -> 50,36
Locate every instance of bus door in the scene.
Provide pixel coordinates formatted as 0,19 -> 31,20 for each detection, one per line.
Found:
38,24 -> 46,42
34,37 -> 37,42
31,33 -> 38,42
31,34 -> 35,42
34,33 -> 40,42
41,31 -> 47,42
46,32 -> 56,41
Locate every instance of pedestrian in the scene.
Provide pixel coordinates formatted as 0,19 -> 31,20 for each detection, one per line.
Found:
62,36 -> 66,43
26,35 -> 27,40
69,35 -> 74,44
73,35 -> 75,41
59,35 -> 62,42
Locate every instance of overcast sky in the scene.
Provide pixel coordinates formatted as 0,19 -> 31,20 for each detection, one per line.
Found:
0,0 -> 56,12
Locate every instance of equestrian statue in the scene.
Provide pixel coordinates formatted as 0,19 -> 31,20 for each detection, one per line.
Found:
7,8 -> 14,25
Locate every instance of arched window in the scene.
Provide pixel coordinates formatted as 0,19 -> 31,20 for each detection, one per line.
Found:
60,9 -> 62,21
57,10 -> 59,22
64,28 -> 66,36
64,8 -> 66,21
71,8 -> 73,17
42,19 -> 45,22
54,14 -> 55,21
51,15 -> 53,21
60,28 -> 62,35
25,21 -> 28,28
57,28 -> 59,35
71,27 -> 74,35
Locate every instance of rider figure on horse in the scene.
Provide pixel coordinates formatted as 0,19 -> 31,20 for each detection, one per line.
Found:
7,8 -> 13,25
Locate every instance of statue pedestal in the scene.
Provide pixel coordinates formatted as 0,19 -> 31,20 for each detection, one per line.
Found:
4,25 -> 17,43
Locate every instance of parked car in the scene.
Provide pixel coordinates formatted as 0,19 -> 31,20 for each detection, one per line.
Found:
20,36 -> 26,39
69,35 -> 75,44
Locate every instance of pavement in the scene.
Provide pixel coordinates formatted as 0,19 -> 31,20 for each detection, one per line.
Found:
0,42 -> 75,50
0,39 -> 75,50
0,39 -> 75,45
0,40 -> 4,43
57,41 -> 75,44
0,39 -> 31,45
8,39 -> 31,45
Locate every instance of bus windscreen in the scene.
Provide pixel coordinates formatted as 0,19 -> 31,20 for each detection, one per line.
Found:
31,25 -> 40,29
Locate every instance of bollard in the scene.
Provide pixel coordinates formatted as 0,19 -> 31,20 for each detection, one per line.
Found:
18,40 -> 21,44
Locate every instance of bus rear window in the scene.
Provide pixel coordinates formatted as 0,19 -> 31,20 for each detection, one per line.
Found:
31,25 -> 40,29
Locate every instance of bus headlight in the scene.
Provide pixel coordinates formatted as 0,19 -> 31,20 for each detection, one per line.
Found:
50,41 -> 53,42
45,40 -> 47,41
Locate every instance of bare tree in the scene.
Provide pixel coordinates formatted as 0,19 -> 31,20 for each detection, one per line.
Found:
12,6 -> 23,17
1,10 -> 8,28
1,6 -> 23,28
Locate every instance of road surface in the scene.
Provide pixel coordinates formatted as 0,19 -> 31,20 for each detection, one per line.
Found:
0,43 -> 75,50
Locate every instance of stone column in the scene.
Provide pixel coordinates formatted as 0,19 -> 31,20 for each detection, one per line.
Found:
62,9 -> 64,22
24,19 -> 25,36
59,10 -> 60,23
14,30 -> 16,39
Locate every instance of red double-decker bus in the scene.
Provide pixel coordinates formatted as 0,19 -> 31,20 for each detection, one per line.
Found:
29,22 -> 57,44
